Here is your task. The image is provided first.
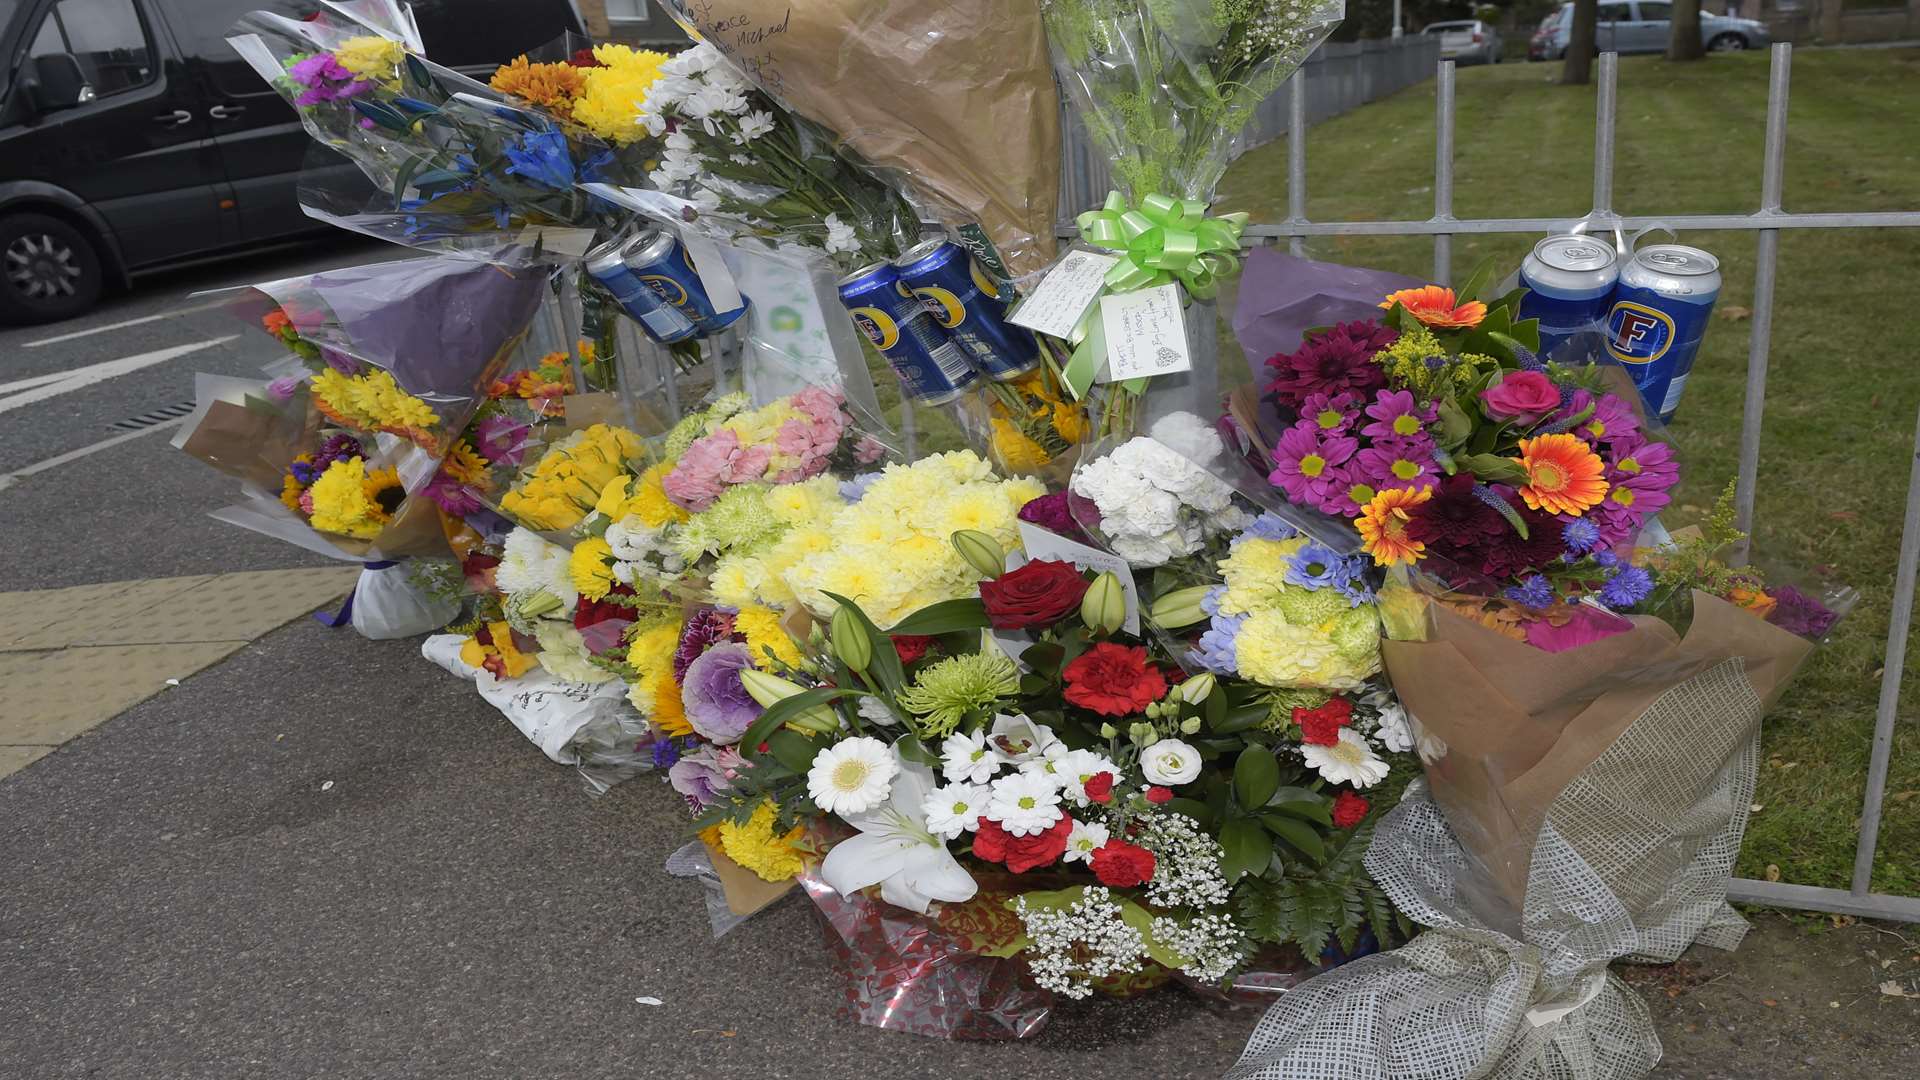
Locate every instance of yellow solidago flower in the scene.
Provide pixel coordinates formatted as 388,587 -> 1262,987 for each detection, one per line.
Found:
717,801 -> 806,883
568,537 -> 616,601
331,36 -> 407,83
572,45 -> 668,146
735,605 -> 803,670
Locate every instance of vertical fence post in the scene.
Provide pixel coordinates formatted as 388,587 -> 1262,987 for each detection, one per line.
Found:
1289,69 -> 1308,258
1592,52 -> 1618,217
1852,403 -> 1920,896
1432,60 -> 1455,285
1734,43 -> 1793,562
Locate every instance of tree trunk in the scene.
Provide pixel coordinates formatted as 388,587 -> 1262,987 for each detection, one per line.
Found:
1667,0 -> 1707,60
1561,0 -> 1599,84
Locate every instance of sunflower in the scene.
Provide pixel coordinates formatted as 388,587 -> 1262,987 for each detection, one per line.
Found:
362,464 -> 406,518
1357,485 -> 1433,567
1381,285 -> 1487,330
1514,434 -> 1609,517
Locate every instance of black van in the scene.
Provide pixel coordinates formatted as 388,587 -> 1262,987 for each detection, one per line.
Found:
0,0 -> 586,323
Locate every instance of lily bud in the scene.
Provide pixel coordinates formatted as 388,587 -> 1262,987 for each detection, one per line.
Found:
1176,671 -> 1217,706
1081,571 -> 1127,636
739,669 -> 837,733
829,605 -> 873,672
1150,584 -> 1214,629
950,530 -> 1006,580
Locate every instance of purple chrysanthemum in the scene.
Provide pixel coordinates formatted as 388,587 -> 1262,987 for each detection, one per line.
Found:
1264,321 -> 1397,411
673,608 -> 736,683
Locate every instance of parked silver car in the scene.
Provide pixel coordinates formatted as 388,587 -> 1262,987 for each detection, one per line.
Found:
1422,19 -> 1503,65
1530,1 -> 1771,59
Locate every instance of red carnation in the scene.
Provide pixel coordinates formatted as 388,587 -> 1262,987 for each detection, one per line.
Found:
1295,698 -> 1352,746
1062,643 -> 1167,717
891,634 -> 935,665
1090,839 -> 1157,888
979,559 -> 1090,630
1332,790 -> 1371,829
972,816 -> 1071,874
1083,772 -> 1114,804
1145,785 -> 1173,805
461,552 -> 500,593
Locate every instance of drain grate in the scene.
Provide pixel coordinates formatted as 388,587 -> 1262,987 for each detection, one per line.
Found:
109,401 -> 197,432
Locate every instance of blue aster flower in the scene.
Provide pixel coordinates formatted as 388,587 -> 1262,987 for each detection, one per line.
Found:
1242,513 -> 1300,542
1190,612 -> 1245,675
1504,576 -> 1556,608
1598,565 -> 1654,609
1286,542 -> 1349,590
1335,575 -> 1378,608
650,736 -> 682,770
1593,550 -> 1621,569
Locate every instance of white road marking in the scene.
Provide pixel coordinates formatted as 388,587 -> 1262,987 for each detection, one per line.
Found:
22,299 -> 231,347
0,336 -> 236,416
0,417 -> 185,494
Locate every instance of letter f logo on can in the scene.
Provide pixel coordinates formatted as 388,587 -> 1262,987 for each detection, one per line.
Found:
1606,302 -> 1674,364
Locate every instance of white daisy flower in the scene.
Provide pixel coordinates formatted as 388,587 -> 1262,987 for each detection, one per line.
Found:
985,771 -> 1063,837
940,730 -> 1000,784
807,737 -> 897,816
1302,728 -> 1390,789
1139,738 -> 1203,787
1050,749 -> 1121,806
1062,818 -> 1110,864
734,109 -> 775,143
921,782 -> 988,839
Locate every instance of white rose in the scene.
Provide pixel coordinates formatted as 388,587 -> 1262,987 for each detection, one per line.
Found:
1138,738 -> 1202,786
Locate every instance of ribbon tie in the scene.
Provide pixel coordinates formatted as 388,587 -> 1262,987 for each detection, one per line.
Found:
314,560 -> 400,628
1061,191 -> 1249,399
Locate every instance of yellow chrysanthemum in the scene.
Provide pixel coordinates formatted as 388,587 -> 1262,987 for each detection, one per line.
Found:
708,558 -> 762,610
629,463 -> 687,528
572,45 -> 669,146
280,472 -> 307,512
490,55 -> 587,110
331,36 -> 407,82
627,621 -> 691,736
307,457 -> 392,540
990,418 -> 1051,472
310,369 -> 378,429
568,537 -> 615,600
735,605 -> 803,670
717,801 -> 806,883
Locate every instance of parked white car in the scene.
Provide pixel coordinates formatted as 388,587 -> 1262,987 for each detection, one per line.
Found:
1529,1 -> 1772,59
1423,19 -> 1503,65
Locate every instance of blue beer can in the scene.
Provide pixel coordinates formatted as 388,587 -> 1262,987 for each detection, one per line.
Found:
836,260 -> 978,406
1518,234 -> 1618,359
585,238 -> 697,344
893,238 -> 1038,381
1604,244 -> 1722,423
622,229 -> 750,337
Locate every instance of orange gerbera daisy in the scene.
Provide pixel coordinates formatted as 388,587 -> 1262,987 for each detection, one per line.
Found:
1358,485 -> 1433,567
1381,285 -> 1487,330
1514,434 -> 1610,516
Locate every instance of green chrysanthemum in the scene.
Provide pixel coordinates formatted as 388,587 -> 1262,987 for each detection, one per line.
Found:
897,651 -> 1021,739
675,484 -> 785,559
1260,686 -> 1334,733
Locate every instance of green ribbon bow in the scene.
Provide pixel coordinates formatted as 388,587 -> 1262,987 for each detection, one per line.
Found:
1061,191 -> 1249,399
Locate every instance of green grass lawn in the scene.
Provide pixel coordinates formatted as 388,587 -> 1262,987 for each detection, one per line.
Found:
1216,48 -> 1920,895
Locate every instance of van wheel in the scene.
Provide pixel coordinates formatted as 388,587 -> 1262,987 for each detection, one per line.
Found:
1708,33 -> 1747,51
0,212 -> 104,324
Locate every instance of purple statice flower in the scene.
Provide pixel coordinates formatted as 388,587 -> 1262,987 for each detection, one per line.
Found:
1359,389 -> 1434,442
1504,576 -> 1556,608
839,471 -> 883,503
1286,543 -> 1350,590
1298,391 -> 1360,435
1598,565 -> 1654,609
1562,517 -> 1602,556
668,744 -> 745,810
474,415 -> 531,468
1765,584 -> 1839,638
1269,421 -> 1358,514
1242,513 -> 1301,543
681,644 -> 763,743
673,608 -> 736,683
1354,435 -> 1438,493
1191,611 -> 1245,676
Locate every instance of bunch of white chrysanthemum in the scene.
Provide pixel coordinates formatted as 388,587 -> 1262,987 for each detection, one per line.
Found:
1070,420 -> 1248,567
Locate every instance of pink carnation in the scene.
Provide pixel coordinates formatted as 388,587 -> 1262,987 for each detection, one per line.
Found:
663,429 -> 774,511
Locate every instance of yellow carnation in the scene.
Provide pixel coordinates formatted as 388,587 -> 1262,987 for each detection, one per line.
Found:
331,36 -> 406,82
307,457 -> 387,539
735,605 -> 803,670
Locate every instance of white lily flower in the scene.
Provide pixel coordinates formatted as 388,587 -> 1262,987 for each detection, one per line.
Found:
821,749 -> 978,915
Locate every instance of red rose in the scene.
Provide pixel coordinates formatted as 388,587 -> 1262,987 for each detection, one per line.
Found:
979,559 -> 1090,630
461,553 -> 500,593
1332,790 -> 1371,829
1144,785 -> 1173,805
1090,839 -> 1157,888
1083,772 -> 1114,804
1479,370 -> 1563,426
972,816 -> 1071,874
891,634 -> 935,664
1294,698 -> 1352,746
1062,643 -> 1167,717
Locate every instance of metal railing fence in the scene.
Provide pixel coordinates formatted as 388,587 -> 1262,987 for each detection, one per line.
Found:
1058,35 -> 1441,217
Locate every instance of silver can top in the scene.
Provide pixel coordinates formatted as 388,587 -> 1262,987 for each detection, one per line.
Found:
893,237 -> 952,269
1533,234 -> 1616,273
584,237 -> 630,275
1634,244 -> 1719,276
621,228 -> 677,266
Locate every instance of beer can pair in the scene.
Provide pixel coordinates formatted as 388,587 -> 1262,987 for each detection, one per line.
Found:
837,239 -> 1038,405
584,230 -> 750,345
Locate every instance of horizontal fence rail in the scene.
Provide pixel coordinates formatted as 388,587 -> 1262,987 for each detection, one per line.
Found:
1060,42 -> 1920,922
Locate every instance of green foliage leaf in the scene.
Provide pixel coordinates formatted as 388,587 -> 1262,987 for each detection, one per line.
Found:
1164,797 -> 1213,829
1259,813 -> 1327,864
1458,452 -> 1528,486
1021,641 -> 1065,677
888,598 -> 991,637
1458,257 -> 1495,304
1232,746 -> 1280,810
1219,816 -> 1272,883
766,729 -> 817,772
739,687 -> 865,759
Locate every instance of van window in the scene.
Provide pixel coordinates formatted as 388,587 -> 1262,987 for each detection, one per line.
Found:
154,0 -> 318,98
29,0 -> 154,98
1637,1 -> 1673,19
1599,1 -> 1631,20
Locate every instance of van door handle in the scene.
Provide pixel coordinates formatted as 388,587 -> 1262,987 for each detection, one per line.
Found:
208,104 -> 246,120
154,109 -> 192,126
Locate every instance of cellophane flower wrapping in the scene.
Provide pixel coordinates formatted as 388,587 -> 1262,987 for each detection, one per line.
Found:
1041,0 -> 1344,207
795,865 -> 1053,1040
660,0 -> 1062,278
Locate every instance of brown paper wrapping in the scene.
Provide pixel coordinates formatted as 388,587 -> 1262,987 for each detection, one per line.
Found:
675,0 -> 1061,277
1384,590 -> 1814,906
702,837 -> 797,916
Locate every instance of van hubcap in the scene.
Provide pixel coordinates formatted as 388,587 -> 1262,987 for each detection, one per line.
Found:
5,234 -> 83,300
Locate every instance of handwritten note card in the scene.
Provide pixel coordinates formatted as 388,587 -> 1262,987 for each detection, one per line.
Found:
1008,250 -> 1119,339
1100,283 -> 1191,383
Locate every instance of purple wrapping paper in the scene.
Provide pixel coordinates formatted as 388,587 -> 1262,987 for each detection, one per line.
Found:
1231,248 -> 1424,382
